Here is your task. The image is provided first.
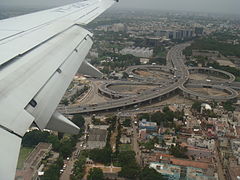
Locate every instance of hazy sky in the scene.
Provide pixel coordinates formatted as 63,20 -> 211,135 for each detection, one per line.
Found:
0,0 -> 240,15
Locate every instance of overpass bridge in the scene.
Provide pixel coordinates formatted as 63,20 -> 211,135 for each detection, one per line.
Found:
58,43 -> 239,114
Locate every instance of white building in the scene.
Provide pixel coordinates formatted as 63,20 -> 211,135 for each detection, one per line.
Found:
120,47 -> 153,58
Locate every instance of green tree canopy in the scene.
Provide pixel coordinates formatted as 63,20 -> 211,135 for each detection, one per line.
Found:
118,151 -> 141,179
140,167 -> 163,180
118,151 -> 136,166
22,130 -> 49,147
138,113 -> 150,121
122,72 -> 129,79
41,156 -> 63,180
223,100 -> 236,112
191,101 -> 202,112
87,168 -> 104,180
169,143 -> 188,159
151,108 -> 182,127
71,151 -> 87,180
89,147 -> 112,165
122,118 -> 131,127
119,162 -> 141,179
47,135 -> 61,152
71,114 -> 85,128
61,98 -> 69,106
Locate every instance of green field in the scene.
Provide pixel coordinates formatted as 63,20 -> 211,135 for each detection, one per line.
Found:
17,147 -> 34,169
119,144 -> 132,152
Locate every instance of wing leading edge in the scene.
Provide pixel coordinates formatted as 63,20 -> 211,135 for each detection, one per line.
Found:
0,0 -> 117,179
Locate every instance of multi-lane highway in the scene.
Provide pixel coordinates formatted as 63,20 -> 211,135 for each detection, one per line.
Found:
58,43 -> 239,114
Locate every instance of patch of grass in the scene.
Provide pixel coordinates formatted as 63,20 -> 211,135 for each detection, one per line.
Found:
17,147 -> 34,169
235,76 -> 240,82
119,144 -> 132,152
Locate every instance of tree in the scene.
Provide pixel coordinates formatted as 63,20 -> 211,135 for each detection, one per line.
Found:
183,36 -> 240,58
138,113 -> 150,121
122,72 -> 129,79
47,135 -> 61,152
140,167 -> 163,180
71,114 -> 85,128
169,143 -> 188,159
204,110 -> 217,118
89,147 -> 112,165
41,156 -> 63,180
59,140 -> 73,158
58,132 -> 64,140
22,130 -> 49,147
122,118 -> 131,127
151,112 -> 162,123
151,109 -> 176,127
174,110 -> 184,121
142,140 -> 155,150
87,168 -> 104,180
191,101 -> 202,112
71,151 -> 87,180
59,138 -> 76,158
61,98 -> 69,106
118,151 -> 141,179
163,106 -> 170,113
161,139 -> 166,147
223,100 -> 236,112
119,162 -> 141,179
118,151 -> 136,166
92,116 -> 106,125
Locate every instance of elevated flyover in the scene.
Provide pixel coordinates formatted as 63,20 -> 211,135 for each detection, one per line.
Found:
188,67 -> 236,82
59,43 -> 239,114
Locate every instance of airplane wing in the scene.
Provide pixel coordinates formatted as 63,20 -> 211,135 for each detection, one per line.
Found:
0,0 -> 116,179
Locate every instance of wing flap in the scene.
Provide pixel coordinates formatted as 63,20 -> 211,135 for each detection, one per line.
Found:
25,34 -> 93,130
46,111 -> 80,134
79,60 -> 103,78
0,128 -> 22,180
0,25 -> 91,135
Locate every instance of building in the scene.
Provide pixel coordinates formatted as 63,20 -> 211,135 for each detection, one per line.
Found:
187,136 -> 215,150
120,47 -> 153,58
186,146 -> 214,160
139,119 -> 158,132
109,71 -> 123,80
195,27 -> 204,36
150,162 -> 216,180
236,126 -> 240,138
139,129 -> 147,140
15,143 -> 52,180
87,126 -> 108,149
111,23 -> 126,32
231,139 -> 240,161
120,135 -> 131,144
167,29 -> 194,40
201,103 -> 212,113
140,58 -> 150,64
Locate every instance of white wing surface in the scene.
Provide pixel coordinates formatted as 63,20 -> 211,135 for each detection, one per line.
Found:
0,0 -> 116,179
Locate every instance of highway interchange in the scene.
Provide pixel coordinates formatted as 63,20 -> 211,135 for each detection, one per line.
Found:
59,43 -> 239,114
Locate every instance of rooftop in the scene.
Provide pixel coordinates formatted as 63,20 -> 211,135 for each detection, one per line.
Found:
88,128 -> 108,142
170,158 -> 210,169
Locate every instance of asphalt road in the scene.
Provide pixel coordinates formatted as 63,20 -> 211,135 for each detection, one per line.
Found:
58,43 -> 239,115
60,140 -> 85,180
132,123 -> 142,166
